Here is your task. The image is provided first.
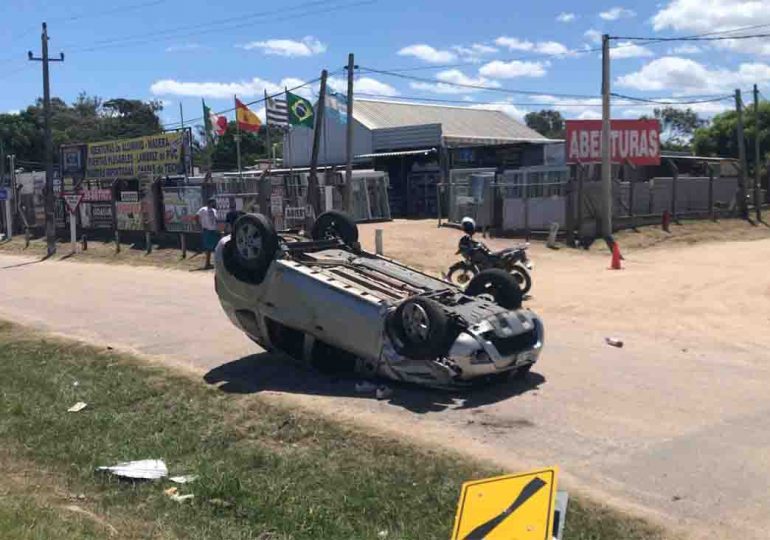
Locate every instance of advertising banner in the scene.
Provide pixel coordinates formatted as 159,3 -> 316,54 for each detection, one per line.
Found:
565,119 -> 661,166
162,186 -> 202,232
116,201 -> 144,231
86,131 -> 190,180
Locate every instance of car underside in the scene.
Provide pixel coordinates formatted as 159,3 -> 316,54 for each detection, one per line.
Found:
215,211 -> 544,388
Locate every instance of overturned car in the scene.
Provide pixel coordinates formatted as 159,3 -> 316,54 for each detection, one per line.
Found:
214,211 -> 544,388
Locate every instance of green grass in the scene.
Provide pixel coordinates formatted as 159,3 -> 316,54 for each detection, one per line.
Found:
0,321 -> 666,539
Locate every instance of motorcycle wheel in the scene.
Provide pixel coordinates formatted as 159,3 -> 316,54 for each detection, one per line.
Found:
447,262 -> 478,286
509,265 -> 532,295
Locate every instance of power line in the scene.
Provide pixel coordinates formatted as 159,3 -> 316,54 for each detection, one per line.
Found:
612,32 -> 770,43
65,0 -> 374,53
611,93 -> 733,105
360,66 -> 600,99
356,92 -> 603,107
161,75 -> 328,130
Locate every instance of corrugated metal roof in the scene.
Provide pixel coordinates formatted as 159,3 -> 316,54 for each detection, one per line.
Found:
354,99 -> 550,146
355,148 -> 437,159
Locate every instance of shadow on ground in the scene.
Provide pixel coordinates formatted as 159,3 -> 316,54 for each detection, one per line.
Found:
203,352 -> 545,413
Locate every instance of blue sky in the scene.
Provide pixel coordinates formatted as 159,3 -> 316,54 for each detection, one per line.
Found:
2,0 -> 769,128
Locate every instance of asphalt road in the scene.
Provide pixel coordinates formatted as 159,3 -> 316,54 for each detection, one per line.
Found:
1,234 -> 769,540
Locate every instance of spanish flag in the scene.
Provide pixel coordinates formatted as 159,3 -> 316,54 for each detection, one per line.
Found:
235,97 -> 262,132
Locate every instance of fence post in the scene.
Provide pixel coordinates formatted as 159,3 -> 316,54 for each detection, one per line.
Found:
436,184 -> 443,227
115,229 -> 121,253
375,228 -> 383,255
180,233 -> 187,259
575,165 -> 584,238
708,163 -> 716,222
626,161 -> 637,229
523,170 -> 530,240
145,231 -> 152,255
667,159 -> 679,224
565,166 -> 575,247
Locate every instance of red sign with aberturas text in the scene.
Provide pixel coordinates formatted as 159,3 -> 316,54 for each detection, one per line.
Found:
565,119 -> 661,166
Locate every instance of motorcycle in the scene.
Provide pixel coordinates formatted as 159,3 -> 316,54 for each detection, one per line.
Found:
446,239 -> 534,294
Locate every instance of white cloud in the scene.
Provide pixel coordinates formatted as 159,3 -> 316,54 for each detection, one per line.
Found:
584,29 -> 602,44
469,101 -> 527,122
556,12 -> 576,23
611,41 -> 654,59
397,44 -> 456,63
328,76 -> 399,97
239,36 -> 326,57
615,56 -> 770,94
668,44 -> 702,55
536,41 -> 571,55
494,36 -> 534,51
150,76 -> 310,99
652,0 -> 770,56
495,36 -> 573,56
652,0 -> 767,32
599,7 -> 636,20
4,109 -> 20,115
479,60 -> 547,78
409,69 -> 500,94
165,43 -> 207,53
452,43 -> 498,63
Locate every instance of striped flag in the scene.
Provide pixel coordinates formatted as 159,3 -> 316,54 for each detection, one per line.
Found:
266,95 -> 289,127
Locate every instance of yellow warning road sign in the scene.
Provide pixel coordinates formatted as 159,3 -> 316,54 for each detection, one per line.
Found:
451,467 -> 558,540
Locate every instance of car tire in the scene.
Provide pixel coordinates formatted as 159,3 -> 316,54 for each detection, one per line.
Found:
311,210 -> 359,245
466,268 -> 523,310
387,297 -> 450,360
223,213 -> 278,284
509,265 -> 532,295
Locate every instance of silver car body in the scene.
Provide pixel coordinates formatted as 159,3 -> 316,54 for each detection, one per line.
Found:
215,236 -> 543,387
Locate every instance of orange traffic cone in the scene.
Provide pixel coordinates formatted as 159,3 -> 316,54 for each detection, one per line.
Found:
609,241 -> 622,270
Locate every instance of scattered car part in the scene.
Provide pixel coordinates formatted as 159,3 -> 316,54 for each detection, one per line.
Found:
97,459 -> 168,480
465,269 -> 523,310
67,401 -> 87,413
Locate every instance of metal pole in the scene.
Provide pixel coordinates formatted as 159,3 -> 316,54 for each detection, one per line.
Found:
264,89 -> 272,167
708,163 -> 716,221
308,69 -> 328,219
344,53 -> 355,213
28,23 -> 64,257
234,95 -> 242,180
735,88 -> 749,219
754,84 -> 762,222
179,102 -> 185,128
601,33 -> 613,236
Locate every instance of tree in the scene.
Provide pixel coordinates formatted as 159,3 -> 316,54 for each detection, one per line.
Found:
196,123 -> 284,171
524,110 -> 565,139
641,107 -> 706,151
0,94 -> 163,171
693,101 -> 770,177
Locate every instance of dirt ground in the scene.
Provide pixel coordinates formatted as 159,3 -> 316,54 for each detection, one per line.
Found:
2,219 -> 770,539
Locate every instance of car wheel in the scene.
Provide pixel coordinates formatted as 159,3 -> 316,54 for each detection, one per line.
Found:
447,261 -> 477,286
311,210 -> 359,245
223,213 -> 278,284
509,265 -> 532,295
466,269 -> 523,310
387,297 -> 450,360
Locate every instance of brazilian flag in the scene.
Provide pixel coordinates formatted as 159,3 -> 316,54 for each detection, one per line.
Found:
287,91 -> 314,128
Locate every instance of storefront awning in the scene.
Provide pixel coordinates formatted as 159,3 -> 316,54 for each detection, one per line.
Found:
355,148 -> 437,159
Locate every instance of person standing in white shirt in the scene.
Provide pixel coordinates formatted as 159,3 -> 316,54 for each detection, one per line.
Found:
195,198 -> 219,269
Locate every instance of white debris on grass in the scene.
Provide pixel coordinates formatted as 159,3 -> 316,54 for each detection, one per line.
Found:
164,486 -> 194,502
97,459 -> 168,480
67,402 -> 87,412
169,475 -> 198,484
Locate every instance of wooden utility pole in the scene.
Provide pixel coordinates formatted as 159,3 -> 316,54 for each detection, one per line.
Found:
234,95 -> 243,180
753,84 -> 762,222
308,69 -> 328,219
344,53 -> 356,213
735,89 -> 749,219
29,22 -> 64,257
600,34 -> 612,237
263,89 -> 272,167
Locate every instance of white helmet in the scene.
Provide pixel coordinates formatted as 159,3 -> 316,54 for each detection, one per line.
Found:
461,216 -> 476,234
